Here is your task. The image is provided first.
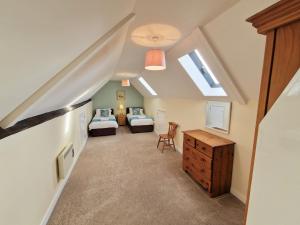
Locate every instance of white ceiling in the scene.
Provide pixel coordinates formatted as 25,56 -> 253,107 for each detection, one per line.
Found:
127,0 -> 277,101
116,0 -> 239,75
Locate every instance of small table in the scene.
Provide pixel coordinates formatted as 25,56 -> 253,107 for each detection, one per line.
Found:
117,114 -> 126,126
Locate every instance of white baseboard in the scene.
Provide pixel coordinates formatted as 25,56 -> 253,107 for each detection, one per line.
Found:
40,138 -> 88,225
230,187 -> 246,203
175,146 -> 182,154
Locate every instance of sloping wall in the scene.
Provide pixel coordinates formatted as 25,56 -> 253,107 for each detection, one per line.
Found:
202,0 -> 279,100
0,102 -> 92,225
144,97 -> 257,202
21,23 -> 130,120
92,81 -> 144,114
0,0 -> 135,121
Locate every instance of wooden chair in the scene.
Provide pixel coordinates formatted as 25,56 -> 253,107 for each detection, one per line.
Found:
157,122 -> 178,153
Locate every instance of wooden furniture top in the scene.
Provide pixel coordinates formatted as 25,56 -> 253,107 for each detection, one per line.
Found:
183,130 -> 235,147
247,0 -> 300,34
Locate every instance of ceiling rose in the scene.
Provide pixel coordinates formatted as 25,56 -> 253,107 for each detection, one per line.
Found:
131,24 -> 181,48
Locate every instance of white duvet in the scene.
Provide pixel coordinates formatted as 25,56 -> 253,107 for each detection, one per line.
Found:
89,115 -> 118,130
127,114 -> 154,126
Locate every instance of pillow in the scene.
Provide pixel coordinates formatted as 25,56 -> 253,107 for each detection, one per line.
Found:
100,109 -> 110,117
132,108 -> 141,115
129,108 -> 133,115
96,108 -> 111,117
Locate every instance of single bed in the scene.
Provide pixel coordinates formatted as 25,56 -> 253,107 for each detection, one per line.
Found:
126,107 -> 154,133
89,108 -> 118,136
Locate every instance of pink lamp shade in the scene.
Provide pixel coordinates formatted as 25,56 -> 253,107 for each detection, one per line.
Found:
145,49 -> 166,71
121,79 -> 130,87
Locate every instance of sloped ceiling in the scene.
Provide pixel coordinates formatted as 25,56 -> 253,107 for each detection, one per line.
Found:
22,24 -> 130,119
0,0 -> 136,126
116,0 -> 239,74
132,28 -> 246,103
118,0 -> 277,102
0,0 -> 278,127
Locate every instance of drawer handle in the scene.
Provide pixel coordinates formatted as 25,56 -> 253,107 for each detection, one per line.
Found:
202,147 -> 206,150
201,158 -> 206,162
200,169 -> 205,173
185,157 -> 190,160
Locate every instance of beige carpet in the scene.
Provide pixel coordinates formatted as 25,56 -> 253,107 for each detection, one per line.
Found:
47,127 -> 244,225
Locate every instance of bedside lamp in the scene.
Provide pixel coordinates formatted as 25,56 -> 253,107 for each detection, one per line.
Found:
119,104 -> 124,114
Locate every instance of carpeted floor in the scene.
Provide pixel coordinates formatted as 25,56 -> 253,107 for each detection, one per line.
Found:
47,127 -> 244,225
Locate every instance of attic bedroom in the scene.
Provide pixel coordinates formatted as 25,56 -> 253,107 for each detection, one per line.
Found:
0,0 -> 299,225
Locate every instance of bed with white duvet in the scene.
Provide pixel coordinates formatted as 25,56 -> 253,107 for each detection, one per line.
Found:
127,114 -> 154,126
126,107 -> 154,133
89,108 -> 118,136
89,115 -> 118,129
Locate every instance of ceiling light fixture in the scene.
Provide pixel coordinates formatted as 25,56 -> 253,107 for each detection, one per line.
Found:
145,49 -> 166,71
131,24 -> 181,47
121,79 -> 130,87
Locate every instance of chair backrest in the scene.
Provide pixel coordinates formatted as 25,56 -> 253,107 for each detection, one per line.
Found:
168,122 -> 178,138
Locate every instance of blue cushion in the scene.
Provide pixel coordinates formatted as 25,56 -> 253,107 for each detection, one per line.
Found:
100,109 -> 110,117
132,108 -> 141,115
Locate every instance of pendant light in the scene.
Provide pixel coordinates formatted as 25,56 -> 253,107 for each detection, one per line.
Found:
145,49 -> 166,71
121,79 -> 130,87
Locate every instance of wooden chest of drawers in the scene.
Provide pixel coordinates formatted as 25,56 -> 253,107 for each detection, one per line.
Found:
182,130 -> 235,197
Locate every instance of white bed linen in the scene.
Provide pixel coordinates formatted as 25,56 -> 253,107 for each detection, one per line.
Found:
89,115 -> 118,130
127,114 -> 154,126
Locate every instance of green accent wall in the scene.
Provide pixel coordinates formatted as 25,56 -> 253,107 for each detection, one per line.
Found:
92,81 -> 144,114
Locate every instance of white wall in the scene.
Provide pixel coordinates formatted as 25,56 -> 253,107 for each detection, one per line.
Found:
247,70 -> 300,225
0,102 -> 92,225
144,97 -> 257,202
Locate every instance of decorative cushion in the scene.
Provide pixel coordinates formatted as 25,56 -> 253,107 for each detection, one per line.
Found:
132,108 -> 141,115
96,108 -> 112,117
100,109 -> 110,117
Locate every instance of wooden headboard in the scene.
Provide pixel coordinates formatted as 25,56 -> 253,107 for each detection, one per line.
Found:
126,107 -> 143,114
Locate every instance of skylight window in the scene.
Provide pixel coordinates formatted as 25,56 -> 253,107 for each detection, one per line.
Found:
138,77 -> 157,96
178,49 -> 227,96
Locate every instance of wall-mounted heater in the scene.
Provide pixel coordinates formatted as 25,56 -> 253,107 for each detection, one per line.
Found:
57,144 -> 74,179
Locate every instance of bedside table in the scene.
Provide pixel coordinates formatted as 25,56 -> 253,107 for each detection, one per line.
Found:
117,114 -> 126,126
